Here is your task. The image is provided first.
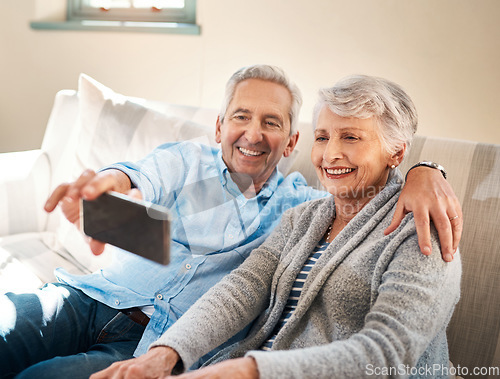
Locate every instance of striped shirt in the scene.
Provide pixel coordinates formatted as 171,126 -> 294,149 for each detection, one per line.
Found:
261,239 -> 329,351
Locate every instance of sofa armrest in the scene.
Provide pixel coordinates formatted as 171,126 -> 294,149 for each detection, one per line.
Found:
0,149 -> 51,236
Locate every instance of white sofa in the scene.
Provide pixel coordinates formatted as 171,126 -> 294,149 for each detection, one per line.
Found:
1,74 -> 499,377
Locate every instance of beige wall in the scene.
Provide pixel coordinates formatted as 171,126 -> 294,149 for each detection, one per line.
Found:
1,0 -> 499,153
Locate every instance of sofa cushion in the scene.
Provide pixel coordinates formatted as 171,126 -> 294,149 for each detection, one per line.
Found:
0,232 -> 95,293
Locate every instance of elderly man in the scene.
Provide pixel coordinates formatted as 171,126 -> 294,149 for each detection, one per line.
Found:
0,65 -> 461,379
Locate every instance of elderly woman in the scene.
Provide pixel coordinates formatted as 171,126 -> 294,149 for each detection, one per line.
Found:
93,76 -> 461,379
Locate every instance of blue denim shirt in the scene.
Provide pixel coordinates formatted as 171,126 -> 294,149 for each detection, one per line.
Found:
55,141 -> 327,359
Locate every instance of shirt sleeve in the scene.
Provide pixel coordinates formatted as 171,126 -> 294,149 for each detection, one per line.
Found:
103,142 -> 188,206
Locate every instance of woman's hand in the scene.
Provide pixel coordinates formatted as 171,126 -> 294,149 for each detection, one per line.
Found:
90,346 -> 180,379
385,166 -> 463,261
166,357 -> 259,379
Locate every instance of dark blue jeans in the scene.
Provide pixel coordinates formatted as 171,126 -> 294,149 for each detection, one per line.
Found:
0,283 -> 145,379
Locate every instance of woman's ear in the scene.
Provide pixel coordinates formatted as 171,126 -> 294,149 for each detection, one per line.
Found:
390,143 -> 407,167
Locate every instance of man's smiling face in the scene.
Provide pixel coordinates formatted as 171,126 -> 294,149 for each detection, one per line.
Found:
216,78 -> 298,193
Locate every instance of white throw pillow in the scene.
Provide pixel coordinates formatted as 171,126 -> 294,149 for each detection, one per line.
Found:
75,73 -> 217,172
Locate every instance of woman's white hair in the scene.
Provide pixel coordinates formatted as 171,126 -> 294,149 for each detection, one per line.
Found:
313,75 -> 418,156
219,64 -> 302,135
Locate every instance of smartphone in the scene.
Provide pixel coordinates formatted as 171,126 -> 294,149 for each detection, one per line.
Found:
81,191 -> 170,265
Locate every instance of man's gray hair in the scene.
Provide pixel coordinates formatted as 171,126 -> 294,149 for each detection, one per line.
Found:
313,75 -> 418,156
219,64 -> 302,135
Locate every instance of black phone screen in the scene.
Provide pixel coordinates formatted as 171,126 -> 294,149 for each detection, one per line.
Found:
82,191 -> 170,265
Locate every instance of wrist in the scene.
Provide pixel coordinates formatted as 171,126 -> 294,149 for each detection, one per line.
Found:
242,357 -> 260,379
99,169 -> 133,193
150,345 -> 181,371
406,161 -> 447,181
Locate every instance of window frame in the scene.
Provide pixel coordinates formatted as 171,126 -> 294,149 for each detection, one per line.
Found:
67,0 -> 197,24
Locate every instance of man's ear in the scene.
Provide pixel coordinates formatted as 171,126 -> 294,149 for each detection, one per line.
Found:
215,116 -> 222,144
391,143 -> 407,167
283,131 -> 300,158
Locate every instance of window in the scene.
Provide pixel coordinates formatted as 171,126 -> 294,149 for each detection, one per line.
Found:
28,0 -> 201,33
68,0 -> 197,24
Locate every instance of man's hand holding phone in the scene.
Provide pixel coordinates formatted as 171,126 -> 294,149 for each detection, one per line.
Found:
44,168 -> 135,256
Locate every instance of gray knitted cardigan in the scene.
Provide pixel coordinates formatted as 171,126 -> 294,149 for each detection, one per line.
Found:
152,170 -> 462,378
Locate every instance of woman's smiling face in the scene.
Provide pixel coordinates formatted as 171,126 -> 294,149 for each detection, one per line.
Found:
311,106 -> 393,202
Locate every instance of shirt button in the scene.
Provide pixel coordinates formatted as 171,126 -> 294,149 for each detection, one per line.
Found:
156,294 -> 163,300
228,234 -> 233,239
114,300 -> 120,306
185,263 -> 192,270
